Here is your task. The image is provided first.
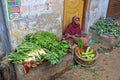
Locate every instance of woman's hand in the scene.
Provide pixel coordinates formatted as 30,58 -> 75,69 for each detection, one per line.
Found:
75,34 -> 80,37
70,35 -> 77,40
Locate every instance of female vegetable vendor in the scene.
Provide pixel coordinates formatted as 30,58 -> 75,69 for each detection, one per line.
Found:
60,16 -> 88,46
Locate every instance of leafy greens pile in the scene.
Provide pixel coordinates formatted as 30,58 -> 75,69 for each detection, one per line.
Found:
90,18 -> 120,37
8,31 -> 71,65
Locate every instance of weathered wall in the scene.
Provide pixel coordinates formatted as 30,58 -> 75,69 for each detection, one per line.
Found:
86,0 -> 109,32
4,0 -> 63,50
2,0 -> 110,51
0,25 -> 4,56
0,1 -> 5,56
0,0 -> 11,55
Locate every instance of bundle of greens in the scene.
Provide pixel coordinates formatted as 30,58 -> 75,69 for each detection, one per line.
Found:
74,38 -> 83,47
90,18 -> 120,37
8,31 -> 71,65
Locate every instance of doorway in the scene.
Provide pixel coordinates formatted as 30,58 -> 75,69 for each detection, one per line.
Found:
63,0 -> 88,33
107,0 -> 120,17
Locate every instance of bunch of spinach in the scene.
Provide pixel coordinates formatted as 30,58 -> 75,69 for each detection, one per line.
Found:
74,38 -> 83,47
24,32 -> 58,48
90,18 -> 120,37
8,41 -> 41,64
45,40 -> 70,64
8,32 -> 71,65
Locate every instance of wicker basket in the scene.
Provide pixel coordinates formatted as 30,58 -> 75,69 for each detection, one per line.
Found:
74,47 -> 98,67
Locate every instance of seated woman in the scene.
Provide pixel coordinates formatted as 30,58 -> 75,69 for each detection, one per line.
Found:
61,16 -> 88,46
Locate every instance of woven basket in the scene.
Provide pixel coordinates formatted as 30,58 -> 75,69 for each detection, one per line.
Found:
74,47 -> 98,67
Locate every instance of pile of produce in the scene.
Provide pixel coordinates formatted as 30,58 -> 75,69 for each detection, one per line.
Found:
74,38 -> 95,59
74,38 -> 83,47
74,38 -> 83,56
8,31 -> 71,65
81,47 -> 95,59
90,18 -> 120,37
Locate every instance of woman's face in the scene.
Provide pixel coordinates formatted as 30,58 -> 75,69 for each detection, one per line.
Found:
74,18 -> 80,24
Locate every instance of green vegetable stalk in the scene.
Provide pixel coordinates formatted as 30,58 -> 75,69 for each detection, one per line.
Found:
81,47 -> 95,59
8,32 -> 70,65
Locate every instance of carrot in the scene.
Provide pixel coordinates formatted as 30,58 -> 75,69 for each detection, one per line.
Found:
75,46 -> 82,56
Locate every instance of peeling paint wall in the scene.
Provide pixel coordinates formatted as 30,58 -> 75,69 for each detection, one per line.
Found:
0,0 -> 11,55
4,0 -> 63,50
0,26 -> 4,56
2,0 -> 110,51
87,0 -> 109,29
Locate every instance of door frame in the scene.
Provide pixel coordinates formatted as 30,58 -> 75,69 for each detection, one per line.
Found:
107,0 -> 113,17
62,0 -> 89,33
81,0 -> 88,31
107,0 -> 120,17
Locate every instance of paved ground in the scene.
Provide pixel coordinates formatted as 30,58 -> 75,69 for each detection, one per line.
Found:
50,44 -> 120,80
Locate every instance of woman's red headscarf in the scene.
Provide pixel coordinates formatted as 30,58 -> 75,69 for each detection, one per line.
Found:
64,16 -> 81,37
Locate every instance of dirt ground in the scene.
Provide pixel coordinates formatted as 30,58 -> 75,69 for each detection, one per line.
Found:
50,43 -> 120,80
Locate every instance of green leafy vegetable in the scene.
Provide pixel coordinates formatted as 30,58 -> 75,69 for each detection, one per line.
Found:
81,47 -> 95,59
74,38 -> 83,47
8,32 -> 70,65
90,18 -> 120,37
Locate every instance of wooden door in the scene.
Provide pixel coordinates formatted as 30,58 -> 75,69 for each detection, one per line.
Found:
63,0 -> 87,33
107,0 -> 120,17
